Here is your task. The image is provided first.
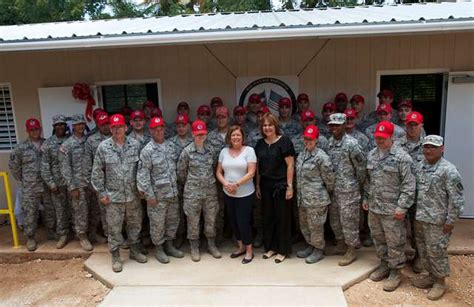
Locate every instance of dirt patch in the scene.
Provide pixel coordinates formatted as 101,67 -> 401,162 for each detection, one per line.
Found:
0,258 -> 110,306
345,255 -> 474,307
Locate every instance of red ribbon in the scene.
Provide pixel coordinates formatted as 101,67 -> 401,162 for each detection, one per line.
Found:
72,83 -> 96,122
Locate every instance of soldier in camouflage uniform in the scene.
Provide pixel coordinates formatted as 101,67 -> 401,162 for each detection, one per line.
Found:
84,112 -> 111,244
410,135 -> 464,300
319,102 -> 336,139
350,95 -> 372,133
363,121 -> 415,292
9,118 -> 53,251
245,94 -> 262,133
291,110 -> 329,155
327,113 -> 367,266
208,97 -> 223,132
365,89 -> 397,128
394,99 -> 427,137
91,114 -> 147,272
295,125 -> 335,264
206,106 -> 230,244
59,114 -> 93,252
166,101 -> 190,140
365,104 -> 406,151
128,110 -> 150,151
196,104 -> 212,131
137,117 -> 184,264
334,92 -> 349,113
278,97 -> 301,139
177,120 -> 221,262
40,115 -> 70,249
246,105 -> 269,148
168,114 -> 193,248
291,93 -> 322,124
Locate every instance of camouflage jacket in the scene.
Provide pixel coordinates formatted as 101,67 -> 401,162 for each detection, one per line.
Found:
291,134 -> 329,157
246,128 -> 263,148
165,122 -> 177,140
347,129 -> 370,153
84,131 -> 111,185
395,136 -> 424,167
128,130 -> 150,152
137,139 -> 179,201
91,136 -> 141,203
177,142 -> 217,199
296,148 -> 335,208
355,113 -> 374,133
317,123 -> 331,139
364,145 -> 415,215
206,128 -> 228,159
9,138 -> 45,194
415,158 -> 464,225
40,135 -> 68,189
59,134 -> 88,191
279,118 -> 301,139
327,134 -> 367,193
168,134 -> 193,163
365,122 -> 406,151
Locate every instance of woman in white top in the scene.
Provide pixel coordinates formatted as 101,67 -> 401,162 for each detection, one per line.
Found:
216,125 -> 257,264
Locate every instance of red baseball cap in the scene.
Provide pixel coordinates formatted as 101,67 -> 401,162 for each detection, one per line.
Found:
344,109 -> 358,119
177,101 -> 189,110
350,95 -> 365,105
234,106 -> 246,116
175,114 -> 189,125
150,107 -> 162,118
258,105 -> 270,114
26,118 -> 41,131
130,110 -> 145,120
93,108 -> 106,119
197,105 -> 211,116
398,99 -> 413,109
216,106 -> 229,118
376,103 -> 392,114
378,89 -> 394,99
297,93 -> 309,103
96,113 -> 109,126
143,100 -> 155,108
406,111 -> 424,125
192,120 -> 207,136
322,102 -> 336,112
301,110 -> 315,121
210,97 -> 223,106
110,114 -> 125,127
278,97 -> 292,108
335,92 -> 348,103
149,117 -> 165,129
248,94 -> 261,104
374,121 -> 394,139
303,125 -> 319,140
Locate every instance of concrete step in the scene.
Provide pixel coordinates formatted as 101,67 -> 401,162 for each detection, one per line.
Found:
100,285 -> 348,307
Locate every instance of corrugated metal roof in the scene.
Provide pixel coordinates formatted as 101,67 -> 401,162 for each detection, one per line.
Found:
0,2 -> 472,51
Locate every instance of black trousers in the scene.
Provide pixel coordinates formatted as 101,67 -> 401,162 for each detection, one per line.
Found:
260,179 -> 292,255
224,193 -> 254,246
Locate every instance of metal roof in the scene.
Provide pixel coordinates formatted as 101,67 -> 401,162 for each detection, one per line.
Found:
0,2 -> 473,52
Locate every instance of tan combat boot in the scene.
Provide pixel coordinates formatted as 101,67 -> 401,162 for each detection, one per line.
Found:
154,244 -> 170,264
190,240 -> 201,262
383,269 -> 401,292
56,235 -> 68,249
411,274 -> 434,289
78,233 -> 93,251
338,246 -> 357,266
111,249 -> 122,273
369,261 -> 390,281
26,236 -> 37,252
207,238 -> 222,259
428,277 -> 446,300
130,243 -> 148,263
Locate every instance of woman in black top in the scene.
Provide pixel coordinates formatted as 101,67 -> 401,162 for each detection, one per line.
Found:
255,113 -> 295,263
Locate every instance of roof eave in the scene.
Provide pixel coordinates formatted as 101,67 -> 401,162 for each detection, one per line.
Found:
0,20 -> 473,53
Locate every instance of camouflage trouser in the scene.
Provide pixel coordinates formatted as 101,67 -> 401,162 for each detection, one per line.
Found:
368,211 -> 407,269
216,186 -> 225,238
184,196 -> 218,240
21,187 -> 53,237
69,187 -> 89,236
88,188 -> 107,236
329,190 -> 361,247
415,220 -> 451,278
147,197 -> 180,246
106,200 -> 142,252
51,186 -> 70,236
299,206 -> 327,250
40,186 -> 55,233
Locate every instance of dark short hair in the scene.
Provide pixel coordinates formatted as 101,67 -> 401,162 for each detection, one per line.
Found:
260,113 -> 281,137
225,125 -> 246,147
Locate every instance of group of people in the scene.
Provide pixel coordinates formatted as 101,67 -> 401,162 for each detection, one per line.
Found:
9,89 -> 464,301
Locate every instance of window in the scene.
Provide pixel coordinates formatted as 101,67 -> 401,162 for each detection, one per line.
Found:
100,82 -> 159,113
380,73 -> 445,135
0,84 -> 17,151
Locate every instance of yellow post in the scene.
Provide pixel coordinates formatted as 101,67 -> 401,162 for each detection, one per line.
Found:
0,172 -> 20,248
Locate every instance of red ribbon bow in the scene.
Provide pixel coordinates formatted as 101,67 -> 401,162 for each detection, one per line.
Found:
72,83 -> 96,122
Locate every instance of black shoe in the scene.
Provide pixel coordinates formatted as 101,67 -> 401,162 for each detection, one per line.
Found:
262,251 -> 276,259
242,254 -> 254,264
230,251 -> 246,259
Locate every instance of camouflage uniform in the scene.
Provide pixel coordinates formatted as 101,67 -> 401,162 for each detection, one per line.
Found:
365,122 -> 406,151
246,128 -> 263,148
347,129 -> 370,153
364,145 -> 415,269
84,130 -> 111,236
128,130 -> 150,152
9,138 -> 54,237
137,140 -> 180,246
327,134 -> 366,248
317,123 -> 331,139
393,118 -> 427,138
279,119 -> 301,139
415,157 -> 464,278
91,136 -> 142,252
296,147 -> 335,249
59,134 -> 90,236
291,134 -> 329,156
356,113 -> 374,133
177,142 -> 219,240
41,133 -> 70,236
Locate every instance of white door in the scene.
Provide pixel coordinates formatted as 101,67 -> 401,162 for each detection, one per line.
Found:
38,86 -> 99,136
444,72 -> 474,218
